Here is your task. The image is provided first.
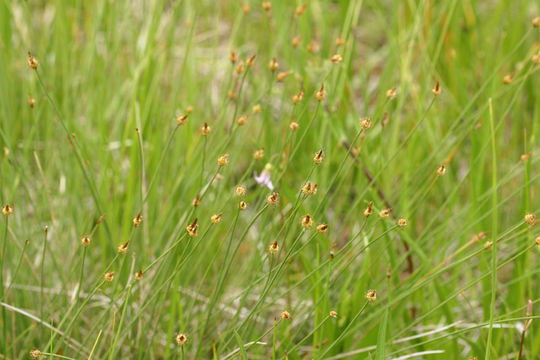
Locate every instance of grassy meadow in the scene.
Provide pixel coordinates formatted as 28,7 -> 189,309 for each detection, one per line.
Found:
1,0 -> 540,358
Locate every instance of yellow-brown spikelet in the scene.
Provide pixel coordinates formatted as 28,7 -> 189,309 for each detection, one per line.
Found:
242,4 -> 250,13
397,218 -> 408,228
28,95 -> 35,108
301,182 -> 317,196
2,204 -> 14,216
269,57 -> 279,72
289,121 -> 299,131
217,153 -> 229,167
292,90 -> 304,104
520,152 -> 532,163
252,104 -> 261,114
135,270 -> 143,280
186,218 -> 199,237
186,105 -> 194,113
533,16 -> 540,27
292,35 -> 302,48
239,201 -> 248,210
253,148 -> 264,160
360,117 -> 372,130
329,310 -> 337,318
437,164 -> 446,176
262,1 -> 272,12
382,111 -> 389,127
211,213 -> 223,224
301,214 -> 314,229
235,62 -> 245,75
307,40 -> 318,53
432,81 -> 442,96
535,236 -> 540,246
316,84 -> 325,101
294,3 -> 308,17
237,114 -> 249,126
313,149 -> 323,164
227,89 -> 236,99
317,224 -> 328,234
330,242 -> 336,259
176,333 -> 188,345
81,234 -> 91,247
30,350 -> 42,359
386,87 -> 397,99
117,241 -> 129,254
379,208 -> 392,219
366,289 -> 377,302
266,192 -> 279,206
192,194 -> 200,207
532,52 -> 540,64
525,213 -> 536,225
483,240 -> 493,250
246,54 -> 256,67
27,52 -> 39,69
104,272 -> 115,282
268,241 -> 279,254
201,122 -> 211,136
364,201 -> 373,217
472,232 -> 488,243
335,35 -> 344,47
330,54 -> 343,63
277,70 -> 292,82
503,73 -> 514,84
280,311 -> 291,320
176,114 -> 189,125
230,49 -> 238,64
235,186 -> 246,197
133,213 -> 142,227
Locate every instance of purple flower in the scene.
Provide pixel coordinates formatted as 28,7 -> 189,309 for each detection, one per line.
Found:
254,170 -> 274,190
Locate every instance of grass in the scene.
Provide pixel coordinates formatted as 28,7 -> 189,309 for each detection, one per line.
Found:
0,0 -> 539,359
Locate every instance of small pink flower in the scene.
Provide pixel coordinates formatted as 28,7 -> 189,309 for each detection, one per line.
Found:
254,170 -> 274,190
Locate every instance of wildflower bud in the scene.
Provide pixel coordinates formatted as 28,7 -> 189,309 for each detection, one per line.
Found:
330,54 -> 343,63
432,81 -> 441,96
277,70 -> 292,82
292,35 -> 302,48
201,122 -> 211,136
524,213 -> 536,225
133,213 -> 142,227
28,95 -> 35,108
211,213 -> 223,224
242,4 -> 250,13
437,164 -> 446,176
246,54 -> 256,67
230,50 -> 237,64
117,241 -> 129,254
269,57 -> 279,72
360,117 -> 372,130
366,289 -> 377,302
176,114 -> 189,125
104,272 -> 115,282
364,202 -> 373,217
262,1 -> 272,12
533,16 -> 540,27
335,35 -> 344,47
192,194 -> 200,207
295,3 -> 308,16
301,182 -> 317,196
503,73 -> 513,84
176,333 -> 188,346
186,218 -> 199,237
316,84 -> 325,101
27,52 -> 39,69
386,87 -> 397,99
2,204 -> 14,216
235,186 -> 246,197
186,105 -> 194,113
292,90 -> 304,104
252,104 -> 261,114
237,114 -> 249,126
30,350 -> 42,359
268,241 -> 279,254
217,153 -> 229,167
313,149 -> 323,164
329,310 -> 338,318
289,121 -> 299,131
81,234 -> 91,247
307,40 -> 318,53
253,148 -> 264,160
317,224 -> 328,233
397,218 -> 408,227
235,62 -> 244,74
301,214 -> 314,229
280,311 -> 291,320
266,192 -> 279,206
379,208 -> 392,219
239,201 -> 248,210
135,270 -> 143,280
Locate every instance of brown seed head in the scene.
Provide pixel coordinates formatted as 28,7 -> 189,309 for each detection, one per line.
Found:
262,1 -> 272,12
266,192 -> 279,206
386,87 -> 397,99
379,208 -> 392,219
269,57 -> 279,72
235,62 -> 245,75
27,52 -> 39,69
301,182 -> 317,196
201,122 -> 211,136
364,201 -> 373,217
252,104 -> 261,114
503,73 -> 513,84
533,16 -> 540,27
246,54 -> 256,67
269,241 -> 279,254
432,81 -> 442,96
242,4 -> 250,13
192,194 -> 200,207
360,117 -> 372,130
535,236 -> 540,246
135,270 -> 143,280
295,3 -> 308,17
186,105 -> 194,113
81,234 -> 91,247
239,201 -> 248,210
176,114 -> 189,126
525,213 -> 536,225
237,114 -> 249,126
313,149 -> 324,164
289,121 -> 299,131
280,311 -> 291,320
104,272 -> 115,282
211,213 -> 223,224
533,52 -> 540,64
397,218 -> 408,228
335,35 -> 344,47
117,241 -> 129,254
230,50 -> 237,64
186,218 -> 199,237
133,213 -> 142,227
253,148 -> 264,160
317,224 -> 328,234
329,310 -> 338,318
176,333 -> 188,346
292,35 -> 302,48
437,164 -> 446,176
28,95 -> 35,108
2,204 -> 14,216
292,90 -> 304,104
277,70 -> 292,82
301,214 -> 314,229
366,289 -> 377,302
316,84 -> 325,101
330,54 -> 343,63
217,153 -> 229,167
307,40 -> 319,53
235,186 -> 246,197
30,350 -> 42,359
